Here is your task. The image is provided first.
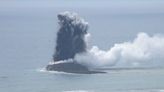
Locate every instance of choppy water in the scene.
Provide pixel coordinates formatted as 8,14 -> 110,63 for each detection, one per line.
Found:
1,67 -> 164,92
1,0 -> 164,92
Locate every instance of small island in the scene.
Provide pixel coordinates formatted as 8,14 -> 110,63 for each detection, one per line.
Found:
46,11 -> 105,74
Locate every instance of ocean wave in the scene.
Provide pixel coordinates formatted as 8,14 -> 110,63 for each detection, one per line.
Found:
127,89 -> 164,92
63,90 -> 94,92
36,68 -> 84,75
62,89 -> 164,92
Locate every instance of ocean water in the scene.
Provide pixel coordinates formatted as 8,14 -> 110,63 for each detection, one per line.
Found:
1,0 -> 164,92
1,68 -> 164,92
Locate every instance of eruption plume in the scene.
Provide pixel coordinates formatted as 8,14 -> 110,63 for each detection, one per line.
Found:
46,11 -> 104,74
53,11 -> 88,61
47,11 -> 164,74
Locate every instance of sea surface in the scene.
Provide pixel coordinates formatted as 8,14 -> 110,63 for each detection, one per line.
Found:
0,0 -> 164,92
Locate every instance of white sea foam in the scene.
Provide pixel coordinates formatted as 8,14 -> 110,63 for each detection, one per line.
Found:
37,68 -> 82,75
48,59 -> 74,65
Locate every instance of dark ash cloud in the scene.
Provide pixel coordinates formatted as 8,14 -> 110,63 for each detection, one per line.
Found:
53,11 -> 89,61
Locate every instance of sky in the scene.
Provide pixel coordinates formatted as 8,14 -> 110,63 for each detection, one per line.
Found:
0,0 -> 164,68
0,0 -> 164,14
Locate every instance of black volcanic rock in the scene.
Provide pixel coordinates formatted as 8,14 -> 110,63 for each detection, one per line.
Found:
46,62 -> 105,74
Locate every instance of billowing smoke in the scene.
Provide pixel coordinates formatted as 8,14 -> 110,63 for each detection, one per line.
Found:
53,11 -> 164,69
53,11 -> 88,61
75,33 -> 164,68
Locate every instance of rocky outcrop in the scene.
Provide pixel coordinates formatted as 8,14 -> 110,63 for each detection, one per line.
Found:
46,62 -> 105,74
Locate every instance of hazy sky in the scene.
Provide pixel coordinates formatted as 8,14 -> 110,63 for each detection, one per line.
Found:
1,0 -> 164,14
0,0 -> 164,68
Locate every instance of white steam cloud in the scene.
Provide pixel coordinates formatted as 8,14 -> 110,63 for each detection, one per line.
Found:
75,32 -> 164,68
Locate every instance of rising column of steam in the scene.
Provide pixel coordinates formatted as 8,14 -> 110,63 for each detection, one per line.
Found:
75,33 -> 164,68
52,11 -> 164,68
53,11 -> 89,62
